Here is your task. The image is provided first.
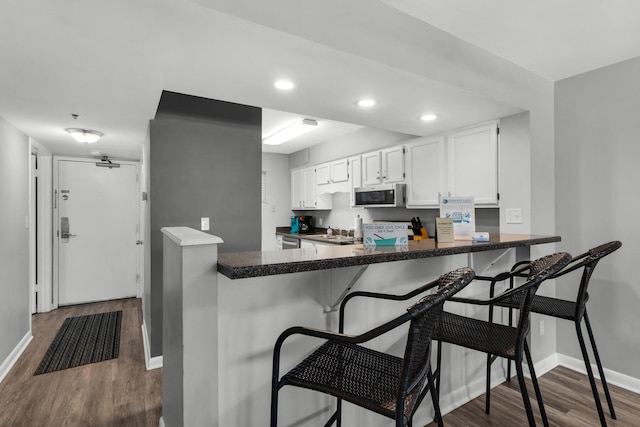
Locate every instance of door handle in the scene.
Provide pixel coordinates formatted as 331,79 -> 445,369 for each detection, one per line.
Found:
60,217 -> 76,239
136,240 -> 143,245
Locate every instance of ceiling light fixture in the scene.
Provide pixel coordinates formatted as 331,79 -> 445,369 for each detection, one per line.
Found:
356,99 -> 377,107
274,80 -> 295,90
65,128 -> 104,143
420,114 -> 438,121
263,118 -> 318,145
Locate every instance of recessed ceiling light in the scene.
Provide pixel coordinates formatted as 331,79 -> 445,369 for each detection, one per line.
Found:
274,80 -> 295,90
356,99 -> 377,107
420,114 -> 438,121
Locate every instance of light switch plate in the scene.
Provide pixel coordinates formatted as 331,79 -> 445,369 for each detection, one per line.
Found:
506,208 -> 523,224
201,217 -> 210,231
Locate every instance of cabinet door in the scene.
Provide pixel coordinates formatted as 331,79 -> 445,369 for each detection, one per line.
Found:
291,169 -> 303,209
349,156 -> 362,207
300,239 -> 315,249
330,159 -> 349,183
382,146 -> 405,183
302,168 -> 317,208
362,151 -> 382,185
448,123 -> 498,205
316,163 -> 331,185
406,137 -> 445,207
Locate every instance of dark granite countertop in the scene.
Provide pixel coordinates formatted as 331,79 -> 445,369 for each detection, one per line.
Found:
218,233 -> 561,279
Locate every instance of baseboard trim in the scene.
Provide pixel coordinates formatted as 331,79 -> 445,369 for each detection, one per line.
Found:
0,331 -> 33,384
439,365 -> 513,416
557,354 -> 640,394
437,352 -> 640,418
141,322 -> 163,370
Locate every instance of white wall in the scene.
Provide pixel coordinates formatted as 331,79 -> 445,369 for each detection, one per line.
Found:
555,56 -> 640,379
0,115 -> 31,382
262,153 -> 292,250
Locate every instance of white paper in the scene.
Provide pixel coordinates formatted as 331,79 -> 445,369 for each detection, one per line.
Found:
439,196 -> 476,240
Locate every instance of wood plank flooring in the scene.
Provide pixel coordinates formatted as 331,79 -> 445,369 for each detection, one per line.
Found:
0,298 -> 161,427
425,365 -> 640,427
2,298 -> 638,426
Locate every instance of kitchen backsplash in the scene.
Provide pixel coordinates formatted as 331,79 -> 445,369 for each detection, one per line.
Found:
295,192 -> 500,237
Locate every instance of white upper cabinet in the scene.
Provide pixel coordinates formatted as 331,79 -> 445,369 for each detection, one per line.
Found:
362,151 -> 381,185
330,159 -> 349,183
291,169 -> 304,209
405,137 -> 445,207
448,122 -> 499,205
291,167 -> 333,210
302,168 -> 317,208
349,155 -> 362,207
405,122 -> 499,208
316,163 -> 331,185
362,147 -> 405,185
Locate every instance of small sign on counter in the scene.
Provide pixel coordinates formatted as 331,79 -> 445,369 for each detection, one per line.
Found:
435,218 -> 455,243
439,196 -> 476,240
363,223 -> 409,246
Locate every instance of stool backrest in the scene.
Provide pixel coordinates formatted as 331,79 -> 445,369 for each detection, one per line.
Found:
576,241 -> 621,309
396,267 -> 475,420
514,252 -> 572,344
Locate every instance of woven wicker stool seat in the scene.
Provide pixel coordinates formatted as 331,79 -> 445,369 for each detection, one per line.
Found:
434,252 -> 572,427
493,240 -> 622,427
271,267 -> 475,427
436,312 -> 518,359
500,293 -> 577,321
284,340 -> 406,418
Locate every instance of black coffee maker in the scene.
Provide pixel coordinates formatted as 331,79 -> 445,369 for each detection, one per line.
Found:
297,215 -> 314,234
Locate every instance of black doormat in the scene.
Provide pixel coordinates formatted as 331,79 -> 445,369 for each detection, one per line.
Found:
34,310 -> 122,375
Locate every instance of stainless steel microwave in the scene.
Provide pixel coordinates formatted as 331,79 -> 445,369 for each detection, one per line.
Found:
354,184 -> 406,208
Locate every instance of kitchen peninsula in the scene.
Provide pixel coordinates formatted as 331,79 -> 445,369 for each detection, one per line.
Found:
160,227 -> 559,427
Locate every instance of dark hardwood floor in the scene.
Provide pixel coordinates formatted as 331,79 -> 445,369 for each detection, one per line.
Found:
0,298 -> 161,427
426,365 -> 640,427
2,299 -> 638,426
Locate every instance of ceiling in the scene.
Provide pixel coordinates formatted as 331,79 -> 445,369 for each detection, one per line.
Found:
1,0 -> 639,159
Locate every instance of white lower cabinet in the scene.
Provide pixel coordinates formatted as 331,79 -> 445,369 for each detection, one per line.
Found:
300,239 -> 315,248
300,239 -> 334,248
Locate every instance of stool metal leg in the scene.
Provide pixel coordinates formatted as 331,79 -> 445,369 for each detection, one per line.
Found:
577,315 -> 608,427
515,352 -> 537,427
584,311 -> 616,419
524,340 -> 549,427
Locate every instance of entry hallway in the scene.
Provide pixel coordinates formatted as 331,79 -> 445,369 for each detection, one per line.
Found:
0,298 -> 161,426
1,298 -> 638,426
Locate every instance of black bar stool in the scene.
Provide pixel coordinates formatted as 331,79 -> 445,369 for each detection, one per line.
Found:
434,252 -> 572,427
493,241 -> 621,427
271,267 -> 475,427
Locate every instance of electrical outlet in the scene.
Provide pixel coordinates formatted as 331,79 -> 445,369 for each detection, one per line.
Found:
539,320 -> 545,336
318,218 -> 323,226
201,217 -> 210,231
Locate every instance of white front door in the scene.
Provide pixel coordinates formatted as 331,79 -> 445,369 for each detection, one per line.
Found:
54,157 -> 139,306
